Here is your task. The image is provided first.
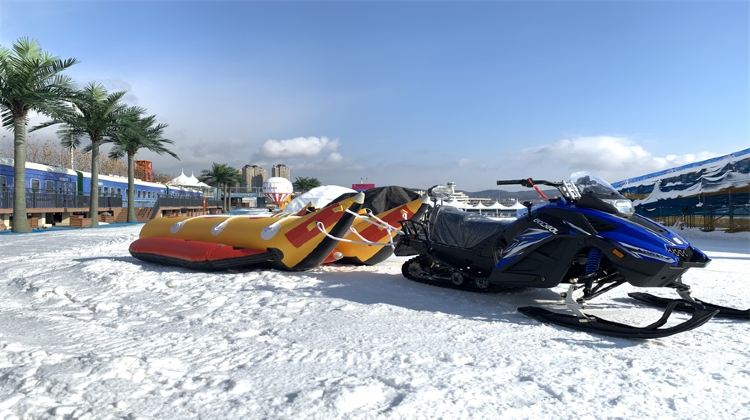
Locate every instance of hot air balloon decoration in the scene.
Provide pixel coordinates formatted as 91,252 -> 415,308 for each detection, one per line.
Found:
262,177 -> 294,209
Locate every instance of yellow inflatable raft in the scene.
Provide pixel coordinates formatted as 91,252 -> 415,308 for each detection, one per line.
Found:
129,192 -> 364,271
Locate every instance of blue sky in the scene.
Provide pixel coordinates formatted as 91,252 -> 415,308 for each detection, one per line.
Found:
1,1 -> 747,189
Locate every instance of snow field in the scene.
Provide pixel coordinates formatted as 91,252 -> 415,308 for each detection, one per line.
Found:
0,226 -> 748,418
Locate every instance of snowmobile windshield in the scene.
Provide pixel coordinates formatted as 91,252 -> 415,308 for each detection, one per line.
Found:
570,172 -> 634,217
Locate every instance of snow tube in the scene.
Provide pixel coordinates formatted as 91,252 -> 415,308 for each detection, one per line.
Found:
129,237 -> 282,270
129,192 -> 365,271
328,187 -> 431,265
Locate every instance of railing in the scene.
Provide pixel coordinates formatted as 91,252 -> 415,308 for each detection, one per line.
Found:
0,188 -> 123,209
0,189 -> 222,210
155,196 -> 222,208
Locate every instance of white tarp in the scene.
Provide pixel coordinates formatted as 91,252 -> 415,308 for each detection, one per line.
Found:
285,185 -> 357,213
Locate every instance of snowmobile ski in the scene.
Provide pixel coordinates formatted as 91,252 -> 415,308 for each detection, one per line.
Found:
629,292 -> 750,320
518,303 -> 719,339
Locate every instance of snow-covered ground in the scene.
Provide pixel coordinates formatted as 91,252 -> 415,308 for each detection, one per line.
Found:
0,226 -> 748,418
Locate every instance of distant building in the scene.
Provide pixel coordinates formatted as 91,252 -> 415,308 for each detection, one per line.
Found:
446,182 -> 472,202
242,164 -> 268,190
134,160 -> 154,182
272,164 -> 290,180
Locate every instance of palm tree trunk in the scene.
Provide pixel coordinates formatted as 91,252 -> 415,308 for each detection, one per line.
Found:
227,185 -> 231,212
127,152 -> 136,222
89,138 -> 100,227
11,115 -> 30,233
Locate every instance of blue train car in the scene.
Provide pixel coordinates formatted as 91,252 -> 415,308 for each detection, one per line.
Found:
0,158 -> 79,196
0,158 -> 204,210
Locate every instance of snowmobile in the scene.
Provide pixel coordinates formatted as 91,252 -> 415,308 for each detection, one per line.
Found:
396,172 -> 748,339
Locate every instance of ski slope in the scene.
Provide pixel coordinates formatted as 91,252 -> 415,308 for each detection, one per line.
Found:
0,225 -> 748,418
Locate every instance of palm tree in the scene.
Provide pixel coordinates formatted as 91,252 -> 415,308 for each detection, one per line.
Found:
0,38 -> 77,232
32,82 -> 127,227
109,107 -> 178,222
200,163 -> 240,212
293,176 -> 321,193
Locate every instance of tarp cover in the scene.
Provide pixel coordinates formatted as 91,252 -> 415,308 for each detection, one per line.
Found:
332,186 -> 421,215
429,206 -> 513,249
285,185 -> 357,213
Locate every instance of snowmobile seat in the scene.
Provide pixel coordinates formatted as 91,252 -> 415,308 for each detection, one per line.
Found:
429,205 -> 516,249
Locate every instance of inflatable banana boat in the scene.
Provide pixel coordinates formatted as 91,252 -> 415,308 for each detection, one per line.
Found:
324,187 -> 430,265
129,193 -> 364,271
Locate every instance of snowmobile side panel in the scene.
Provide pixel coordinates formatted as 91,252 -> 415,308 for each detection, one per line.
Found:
491,236 -> 586,288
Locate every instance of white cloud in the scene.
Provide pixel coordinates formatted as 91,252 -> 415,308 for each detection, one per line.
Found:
327,152 -> 343,163
523,136 -> 716,181
258,136 -> 339,159
249,136 -> 359,179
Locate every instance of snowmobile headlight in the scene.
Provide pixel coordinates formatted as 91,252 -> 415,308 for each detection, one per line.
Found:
603,199 -> 635,217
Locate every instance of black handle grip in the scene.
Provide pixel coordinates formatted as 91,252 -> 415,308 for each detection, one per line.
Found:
496,179 -> 529,186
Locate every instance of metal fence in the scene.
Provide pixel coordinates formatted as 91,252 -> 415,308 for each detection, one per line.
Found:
0,188 -> 122,209
156,196 -> 222,208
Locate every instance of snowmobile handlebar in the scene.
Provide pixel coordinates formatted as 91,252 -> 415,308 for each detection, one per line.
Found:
496,178 -> 562,188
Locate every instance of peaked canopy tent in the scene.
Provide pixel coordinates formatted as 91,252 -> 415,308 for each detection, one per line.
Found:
465,200 -> 519,217
486,201 -> 511,210
168,170 -> 213,195
187,172 -> 212,189
465,201 -> 489,213
507,200 -> 527,210
169,170 -> 193,187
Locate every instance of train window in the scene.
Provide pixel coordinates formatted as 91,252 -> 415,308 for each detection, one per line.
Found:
31,179 -> 40,191
0,175 -> 6,189
103,186 -> 109,195
116,188 -> 122,196
45,180 -> 54,192
137,190 -> 141,198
